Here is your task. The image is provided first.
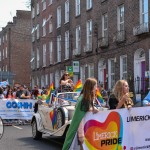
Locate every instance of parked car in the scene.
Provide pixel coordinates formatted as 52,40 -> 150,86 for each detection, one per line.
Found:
31,92 -> 80,140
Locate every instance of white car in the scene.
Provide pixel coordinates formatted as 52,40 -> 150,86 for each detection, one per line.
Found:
31,92 -> 80,140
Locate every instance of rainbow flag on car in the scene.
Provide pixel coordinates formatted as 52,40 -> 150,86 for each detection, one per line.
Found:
46,83 -> 55,104
96,88 -> 105,104
73,79 -> 83,92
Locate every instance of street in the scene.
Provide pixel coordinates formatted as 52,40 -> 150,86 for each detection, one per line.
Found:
0,124 -> 63,150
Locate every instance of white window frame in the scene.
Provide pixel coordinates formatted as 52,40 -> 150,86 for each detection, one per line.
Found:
43,44 -> 46,67
108,59 -> 115,89
45,74 -> 48,86
75,26 -> 81,53
80,65 -> 86,84
102,13 -> 108,37
41,75 -> 45,88
65,1 -> 69,23
42,18 -> 46,36
57,35 -> 61,62
49,0 -> 53,5
140,0 -> 148,24
75,0 -> 80,16
120,55 -> 127,80
49,19 -> 53,33
5,65 -> 7,72
31,27 -> 35,42
0,51 -> 1,61
36,24 -> 40,39
86,0 -> 92,10
0,38 -> 1,45
117,4 -> 124,31
57,6 -> 61,28
36,2 -> 40,15
42,0 -> 46,11
65,31 -> 69,59
32,7 -> 35,18
88,63 -> 94,77
86,20 -> 92,50
5,47 -> 7,58
50,73 -> 53,84
37,48 -> 40,68
49,41 -> 53,64
3,49 -> 4,59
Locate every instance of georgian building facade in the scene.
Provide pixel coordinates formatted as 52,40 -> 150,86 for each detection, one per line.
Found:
0,10 -> 31,86
31,0 -> 150,94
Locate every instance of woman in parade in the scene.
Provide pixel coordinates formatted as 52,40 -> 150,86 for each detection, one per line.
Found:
109,79 -> 134,109
62,77 -> 99,150
59,71 -> 74,92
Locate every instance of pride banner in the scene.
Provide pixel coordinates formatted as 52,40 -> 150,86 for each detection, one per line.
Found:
0,99 -> 37,120
80,107 -> 150,150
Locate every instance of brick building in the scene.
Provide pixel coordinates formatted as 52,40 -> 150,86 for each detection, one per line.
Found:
31,0 -> 150,94
0,10 -> 31,87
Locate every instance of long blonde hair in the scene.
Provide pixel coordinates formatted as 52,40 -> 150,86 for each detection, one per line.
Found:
113,80 -> 127,100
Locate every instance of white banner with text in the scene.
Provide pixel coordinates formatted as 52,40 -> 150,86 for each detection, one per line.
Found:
82,107 -> 150,150
0,99 -> 37,120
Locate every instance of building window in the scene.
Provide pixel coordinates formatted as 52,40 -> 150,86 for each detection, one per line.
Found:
80,65 -> 85,84
88,63 -> 94,77
49,19 -> 53,33
65,1 -> 69,23
45,74 -> 48,86
36,2 -> 40,15
57,35 -> 61,62
49,41 -> 53,64
5,47 -> 7,58
0,38 -> 1,45
86,20 -> 92,50
49,0 -> 53,5
65,31 -> 69,59
31,27 -> 35,42
31,50 -> 35,69
37,77 -> 39,87
108,59 -> 115,89
86,0 -> 92,10
50,73 -> 53,84
5,65 -> 7,72
102,13 -> 108,37
43,44 -> 46,67
41,75 -> 45,88
140,0 -> 148,24
5,34 -> 7,41
42,18 -> 46,36
36,24 -> 39,39
75,0 -> 80,16
57,6 -> 61,28
32,7 -> 35,18
117,5 -> 124,31
120,55 -> 127,80
42,0 -> 46,11
0,51 -> 1,61
3,49 -> 4,59
75,26 -> 81,53
37,48 -> 40,68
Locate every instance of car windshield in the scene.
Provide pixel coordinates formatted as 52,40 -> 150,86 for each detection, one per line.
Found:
57,92 -> 80,101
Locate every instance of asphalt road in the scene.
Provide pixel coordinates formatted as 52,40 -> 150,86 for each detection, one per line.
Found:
0,124 -> 63,150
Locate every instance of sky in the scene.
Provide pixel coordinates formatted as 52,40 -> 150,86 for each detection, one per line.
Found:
0,0 -> 30,31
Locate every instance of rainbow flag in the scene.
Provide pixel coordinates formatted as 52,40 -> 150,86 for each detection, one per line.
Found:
73,79 -> 83,92
96,88 -> 105,104
46,83 -> 54,104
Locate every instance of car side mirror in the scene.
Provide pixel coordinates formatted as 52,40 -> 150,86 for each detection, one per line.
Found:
0,117 -> 4,140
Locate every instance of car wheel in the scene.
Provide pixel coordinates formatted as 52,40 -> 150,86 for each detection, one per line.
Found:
57,108 -> 65,129
32,119 -> 42,140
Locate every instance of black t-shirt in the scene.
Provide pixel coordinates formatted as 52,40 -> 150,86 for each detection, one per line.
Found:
16,90 -> 29,99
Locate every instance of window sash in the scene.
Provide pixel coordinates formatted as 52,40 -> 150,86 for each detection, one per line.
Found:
65,31 -> 69,59
65,1 -> 69,23
102,13 -> 108,37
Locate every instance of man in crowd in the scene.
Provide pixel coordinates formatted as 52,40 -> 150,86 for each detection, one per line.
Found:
16,84 -> 31,99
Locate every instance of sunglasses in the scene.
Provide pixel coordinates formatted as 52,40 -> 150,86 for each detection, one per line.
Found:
65,74 -> 69,76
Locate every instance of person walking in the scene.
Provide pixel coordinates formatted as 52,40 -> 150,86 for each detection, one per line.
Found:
62,77 -> 99,150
